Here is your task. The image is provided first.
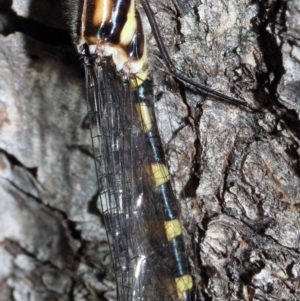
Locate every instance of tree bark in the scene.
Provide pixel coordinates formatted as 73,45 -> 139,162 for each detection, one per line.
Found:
0,0 -> 299,300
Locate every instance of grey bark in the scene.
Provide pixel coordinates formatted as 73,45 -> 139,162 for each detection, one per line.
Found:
0,0 -> 299,301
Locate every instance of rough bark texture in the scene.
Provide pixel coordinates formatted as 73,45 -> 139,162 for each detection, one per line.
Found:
0,0 -> 299,301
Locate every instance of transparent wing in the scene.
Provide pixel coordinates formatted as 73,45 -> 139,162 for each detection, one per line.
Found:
84,57 -> 192,301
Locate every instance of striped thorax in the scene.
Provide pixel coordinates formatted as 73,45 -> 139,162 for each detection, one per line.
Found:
75,0 -> 148,84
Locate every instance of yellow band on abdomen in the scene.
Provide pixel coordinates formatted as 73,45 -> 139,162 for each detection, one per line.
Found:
164,219 -> 182,241
151,163 -> 170,186
135,102 -> 153,132
175,275 -> 193,300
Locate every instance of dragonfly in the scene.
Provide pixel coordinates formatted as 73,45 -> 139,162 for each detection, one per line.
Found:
62,0 -> 259,300
65,0 -> 197,300
0,0 -> 262,300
